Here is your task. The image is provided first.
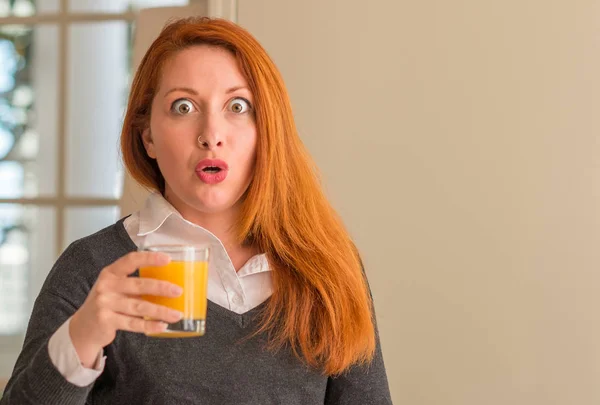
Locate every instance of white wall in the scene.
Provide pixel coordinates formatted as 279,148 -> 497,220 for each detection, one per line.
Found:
238,1 -> 600,404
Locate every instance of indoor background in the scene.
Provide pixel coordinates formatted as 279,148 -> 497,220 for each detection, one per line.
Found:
1,1 -> 599,404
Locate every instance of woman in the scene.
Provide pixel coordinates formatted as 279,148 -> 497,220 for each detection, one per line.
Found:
1,17 -> 392,404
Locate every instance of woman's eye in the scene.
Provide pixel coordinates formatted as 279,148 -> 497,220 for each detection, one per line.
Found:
228,97 -> 251,114
171,99 -> 195,115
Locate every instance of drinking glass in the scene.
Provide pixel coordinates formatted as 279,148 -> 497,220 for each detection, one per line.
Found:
139,245 -> 209,337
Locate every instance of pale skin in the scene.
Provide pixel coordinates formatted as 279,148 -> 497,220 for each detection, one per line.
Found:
70,45 -> 259,368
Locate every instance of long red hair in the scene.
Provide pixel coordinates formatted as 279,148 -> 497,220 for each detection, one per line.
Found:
121,17 -> 375,375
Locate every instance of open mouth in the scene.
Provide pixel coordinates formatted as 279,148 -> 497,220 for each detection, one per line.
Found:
195,159 -> 228,184
202,166 -> 222,173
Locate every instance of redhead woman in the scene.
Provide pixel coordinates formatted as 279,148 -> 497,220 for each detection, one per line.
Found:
1,17 -> 392,405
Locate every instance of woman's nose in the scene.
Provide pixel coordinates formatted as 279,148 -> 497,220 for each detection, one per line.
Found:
196,116 -> 223,149
197,134 -> 223,149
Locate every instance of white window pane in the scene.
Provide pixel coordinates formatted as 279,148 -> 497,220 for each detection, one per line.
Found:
67,22 -> 128,198
0,162 -> 23,198
132,0 -> 189,8
36,0 -> 60,14
0,0 -> 59,16
28,206 -> 56,303
69,0 -> 188,13
0,24 -> 59,198
0,205 -> 55,335
68,0 -> 128,13
64,206 -> 119,249
31,24 -> 60,196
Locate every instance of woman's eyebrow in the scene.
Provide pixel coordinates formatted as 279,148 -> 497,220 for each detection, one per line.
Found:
225,85 -> 250,94
163,86 -> 250,97
164,87 -> 198,97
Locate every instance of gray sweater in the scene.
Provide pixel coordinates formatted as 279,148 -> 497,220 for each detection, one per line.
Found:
1,219 -> 392,404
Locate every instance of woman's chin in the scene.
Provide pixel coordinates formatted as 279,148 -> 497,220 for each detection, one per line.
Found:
190,198 -> 238,215
190,188 -> 245,214
195,205 -> 233,215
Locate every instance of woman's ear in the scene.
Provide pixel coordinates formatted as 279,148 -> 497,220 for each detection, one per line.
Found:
141,128 -> 157,159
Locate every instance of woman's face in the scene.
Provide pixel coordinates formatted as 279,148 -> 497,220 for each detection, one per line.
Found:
142,45 -> 257,221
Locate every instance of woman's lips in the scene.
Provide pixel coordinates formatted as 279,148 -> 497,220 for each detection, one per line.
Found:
195,158 -> 229,184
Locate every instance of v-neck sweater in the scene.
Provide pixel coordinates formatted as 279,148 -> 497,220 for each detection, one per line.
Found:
0,219 -> 393,405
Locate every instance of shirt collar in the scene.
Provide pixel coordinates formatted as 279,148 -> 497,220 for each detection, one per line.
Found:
137,192 -> 180,236
136,192 -> 271,274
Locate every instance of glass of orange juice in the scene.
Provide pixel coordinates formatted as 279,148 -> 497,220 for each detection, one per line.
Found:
139,245 -> 209,337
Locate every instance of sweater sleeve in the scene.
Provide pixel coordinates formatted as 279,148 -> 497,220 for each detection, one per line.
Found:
323,325 -> 393,405
0,242 -> 101,405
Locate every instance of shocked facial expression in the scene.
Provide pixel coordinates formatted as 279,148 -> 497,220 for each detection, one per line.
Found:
142,45 -> 257,220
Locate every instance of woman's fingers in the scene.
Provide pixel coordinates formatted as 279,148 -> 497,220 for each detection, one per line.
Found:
112,313 -> 169,335
98,276 -> 182,298
70,251 -> 179,362
106,296 -> 183,324
104,251 -> 171,277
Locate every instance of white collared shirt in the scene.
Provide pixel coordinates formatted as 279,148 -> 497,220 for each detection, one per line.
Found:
48,192 -> 273,386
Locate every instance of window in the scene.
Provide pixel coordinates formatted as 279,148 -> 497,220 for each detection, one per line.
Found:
0,0 -> 191,376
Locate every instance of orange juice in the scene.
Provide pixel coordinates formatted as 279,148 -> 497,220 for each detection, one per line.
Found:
140,260 -> 208,337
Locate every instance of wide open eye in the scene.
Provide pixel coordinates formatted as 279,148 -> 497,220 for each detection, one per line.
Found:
228,97 -> 251,114
171,99 -> 196,115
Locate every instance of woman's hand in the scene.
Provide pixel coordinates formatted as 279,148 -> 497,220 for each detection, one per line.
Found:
69,251 -> 183,367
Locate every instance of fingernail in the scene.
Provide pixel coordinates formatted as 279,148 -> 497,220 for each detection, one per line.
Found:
171,285 -> 183,296
171,310 -> 183,320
